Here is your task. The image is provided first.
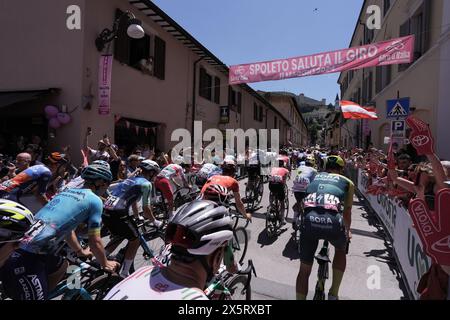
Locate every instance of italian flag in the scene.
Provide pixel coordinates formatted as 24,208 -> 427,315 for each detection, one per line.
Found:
340,100 -> 378,120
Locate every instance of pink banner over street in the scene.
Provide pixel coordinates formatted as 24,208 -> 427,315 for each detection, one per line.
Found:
98,54 -> 113,115
229,35 -> 415,84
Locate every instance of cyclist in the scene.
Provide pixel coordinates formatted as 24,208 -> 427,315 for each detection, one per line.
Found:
154,161 -> 190,218
247,149 -> 263,190
0,154 -> 53,206
268,158 -> 291,225
278,150 -> 291,170
296,155 -> 354,300
292,158 -> 318,229
104,200 -> 233,300
102,160 -> 162,278
59,160 -> 111,193
0,164 -> 120,300
195,162 -> 222,189
0,200 -> 35,268
201,159 -> 251,221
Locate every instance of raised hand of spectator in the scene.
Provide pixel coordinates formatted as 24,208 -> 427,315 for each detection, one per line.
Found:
406,116 -> 435,156
408,189 -> 450,266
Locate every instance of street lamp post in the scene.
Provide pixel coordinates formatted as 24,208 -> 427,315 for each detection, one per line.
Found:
95,11 -> 145,52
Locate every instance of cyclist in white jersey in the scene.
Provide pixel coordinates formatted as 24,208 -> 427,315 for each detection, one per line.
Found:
104,200 -> 233,300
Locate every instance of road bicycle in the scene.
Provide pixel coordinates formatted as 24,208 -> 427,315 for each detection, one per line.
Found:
204,259 -> 257,300
266,186 -> 289,238
244,174 -> 264,211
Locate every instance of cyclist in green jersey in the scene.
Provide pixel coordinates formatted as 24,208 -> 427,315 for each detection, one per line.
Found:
296,155 -> 354,300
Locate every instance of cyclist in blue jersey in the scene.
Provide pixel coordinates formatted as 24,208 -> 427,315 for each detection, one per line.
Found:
102,160 -> 162,277
0,164 -> 120,300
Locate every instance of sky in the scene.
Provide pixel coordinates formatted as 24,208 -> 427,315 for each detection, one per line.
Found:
152,0 -> 364,104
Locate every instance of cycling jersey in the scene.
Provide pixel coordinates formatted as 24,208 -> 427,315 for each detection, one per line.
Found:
269,167 -> 289,184
157,164 -> 186,185
59,176 -> 85,192
0,165 -> 51,202
304,172 -> 355,212
250,150 -> 268,166
278,156 -> 290,168
201,175 -> 239,194
20,188 -> 103,254
103,176 -> 152,211
197,163 -> 222,180
292,166 -> 318,193
104,265 -> 208,300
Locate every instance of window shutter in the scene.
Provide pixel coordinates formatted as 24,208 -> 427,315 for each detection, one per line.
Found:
237,92 -> 242,111
154,36 -> 166,80
214,77 -> 220,104
114,9 -> 130,64
398,20 -> 411,72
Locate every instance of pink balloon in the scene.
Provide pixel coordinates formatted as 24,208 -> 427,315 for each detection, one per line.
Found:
57,113 -> 71,125
49,117 -> 61,129
45,105 -> 59,117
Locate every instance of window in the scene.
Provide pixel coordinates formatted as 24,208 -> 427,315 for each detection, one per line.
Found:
398,1 -> 432,72
154,36 -> 166,80
114,9 -> 165,79
274,116 -> 278,129
383,0 -> 391,16
376,65 -> 391,94
199,67 -> 212,100
214,77 -> 220,104
259,106 -> 263,122
237,92 -> 242,114
254,103 -> 258,121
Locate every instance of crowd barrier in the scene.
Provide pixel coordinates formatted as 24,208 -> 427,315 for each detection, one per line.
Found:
354,168 -> 431,300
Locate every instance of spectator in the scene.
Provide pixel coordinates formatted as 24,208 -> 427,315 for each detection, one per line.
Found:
24,144 -> 43,166
126,154 -> 141,178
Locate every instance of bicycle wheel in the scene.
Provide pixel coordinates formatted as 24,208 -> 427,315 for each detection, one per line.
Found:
231,227 -> 248,265
69,274 -> 123,300
255,179 -> 264,205
224,274 -> 251,300
245,186 -> 255,210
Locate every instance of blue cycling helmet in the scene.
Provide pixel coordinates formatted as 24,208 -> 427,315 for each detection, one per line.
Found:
92,160 -> 110,170
81,164 -> 113,182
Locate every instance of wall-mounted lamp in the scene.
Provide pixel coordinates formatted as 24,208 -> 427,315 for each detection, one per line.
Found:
95,10 -> 145,52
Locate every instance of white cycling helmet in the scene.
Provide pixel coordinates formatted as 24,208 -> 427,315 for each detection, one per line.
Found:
139,160 -> 160,172
166,200 -> 233,256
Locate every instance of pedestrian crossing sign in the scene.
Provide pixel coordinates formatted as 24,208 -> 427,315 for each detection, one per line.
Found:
387,98 -> 410,119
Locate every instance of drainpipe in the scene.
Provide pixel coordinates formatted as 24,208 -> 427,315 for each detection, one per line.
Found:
191,57 -> 204,146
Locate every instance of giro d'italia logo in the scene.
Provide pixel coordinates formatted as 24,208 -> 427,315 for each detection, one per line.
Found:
412,135 -> 430,147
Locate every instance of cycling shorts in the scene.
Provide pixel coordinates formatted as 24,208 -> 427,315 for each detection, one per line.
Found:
269,182 -> 286,201
247,164 -> 261,180
299,208 -> 348,264
102,210 -> 139,241
155,177 -> 174,204
0,249 -> 65,300
294,192 -> 307,204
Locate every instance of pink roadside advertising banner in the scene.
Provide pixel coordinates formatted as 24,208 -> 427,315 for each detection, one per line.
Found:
98,54 -> 113,115
229,35 -> 415,85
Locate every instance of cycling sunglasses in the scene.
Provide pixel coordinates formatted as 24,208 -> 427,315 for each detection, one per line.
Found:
165,224 -> 200,249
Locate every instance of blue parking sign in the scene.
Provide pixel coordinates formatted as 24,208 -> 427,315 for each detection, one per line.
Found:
387,98 -> 410,119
